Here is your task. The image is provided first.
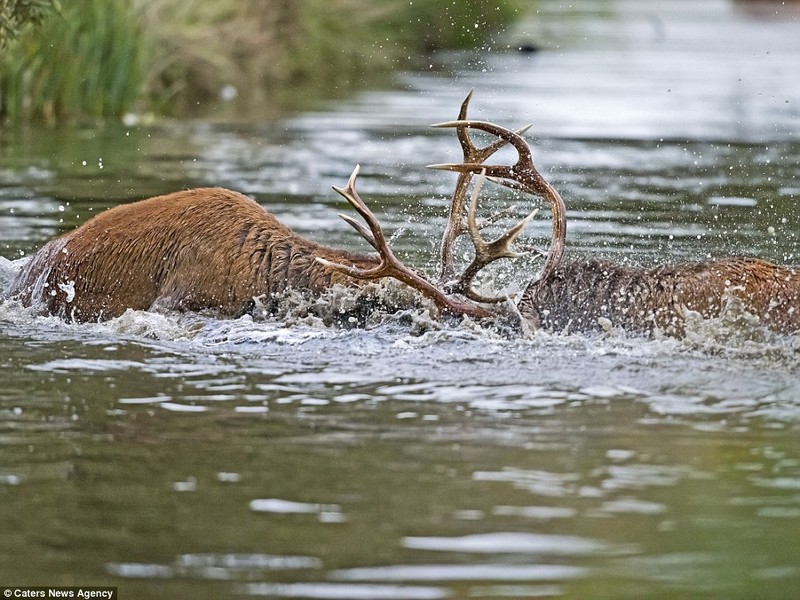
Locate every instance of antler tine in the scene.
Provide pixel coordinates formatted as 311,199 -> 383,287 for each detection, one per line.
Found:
455,90 -> 477,160
446,91 -> 533,165
317,165 -> 493,319
448,171 -> 540,303
337,213 -> 379,251
433,119 -> 567,285
433,93 -> 531,284
427,120 -> 539,189
330,165 -> 381,252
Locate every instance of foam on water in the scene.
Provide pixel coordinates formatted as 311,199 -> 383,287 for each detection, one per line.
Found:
3,274 -> 798,376
5,288 -> 797,433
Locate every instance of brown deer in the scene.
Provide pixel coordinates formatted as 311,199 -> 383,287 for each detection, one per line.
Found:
4,182 -> 500,323
4,92 -> 519,323
321,117 -> 800,335
5,187 -> 369,321
5,94 -> 505,323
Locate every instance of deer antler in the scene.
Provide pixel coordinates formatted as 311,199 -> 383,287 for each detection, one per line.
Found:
434,91 -> 533,285
446,170 -> 539,303
316,165 -> 493,319
317,109 -> 552,319
429,120 -> 567,285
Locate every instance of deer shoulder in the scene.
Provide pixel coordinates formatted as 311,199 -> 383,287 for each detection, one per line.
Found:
8,187 -> 378,321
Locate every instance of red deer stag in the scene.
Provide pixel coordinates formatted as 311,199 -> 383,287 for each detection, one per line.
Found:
4,93 -> 506,323
6,187 -> 376,321
5,182 -> 498,322
321,118 -> 800,335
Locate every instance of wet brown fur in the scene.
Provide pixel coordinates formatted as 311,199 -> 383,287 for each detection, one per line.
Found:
520,257 -> 800,335
7,188 -> 379,321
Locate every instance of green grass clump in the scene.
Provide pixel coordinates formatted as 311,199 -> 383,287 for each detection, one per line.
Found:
0,0 -> 147,122
1,0 -> 525,123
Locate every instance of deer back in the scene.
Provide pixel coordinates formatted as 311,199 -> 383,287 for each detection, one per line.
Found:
520,257 -> 800,335
7,188 -> 377,321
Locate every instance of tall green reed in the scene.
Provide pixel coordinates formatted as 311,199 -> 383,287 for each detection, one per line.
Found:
0,0 -> 146,122
1,0 -> 524,123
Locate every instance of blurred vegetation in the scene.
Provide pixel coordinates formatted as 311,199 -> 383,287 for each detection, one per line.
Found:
0,0 -> 525,124
0,0 -> 59,47
1,0 -> 146,122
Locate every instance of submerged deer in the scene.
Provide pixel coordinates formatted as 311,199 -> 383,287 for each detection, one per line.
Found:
6,94 -> 800,334
5,94 -> 497,322
320,105 -> 800,335
6,187 -> 373,321
4,184 -> 487,323
444,122 -> 800,335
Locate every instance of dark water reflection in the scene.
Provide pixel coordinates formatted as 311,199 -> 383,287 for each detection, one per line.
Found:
2,1 -> 800,598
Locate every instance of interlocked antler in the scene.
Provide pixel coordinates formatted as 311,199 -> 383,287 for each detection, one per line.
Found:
435,91 -> 532,285
316,165 -> 493,319
442,169 -> 539,303
429,111 -> 541,302
429,120 -> 567,286
318,103 -> 554,319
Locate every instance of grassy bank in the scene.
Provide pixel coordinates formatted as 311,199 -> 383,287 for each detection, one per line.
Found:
0,0 -> 525,123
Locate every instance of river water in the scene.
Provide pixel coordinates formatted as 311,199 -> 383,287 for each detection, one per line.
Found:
1,1 -> 799,598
